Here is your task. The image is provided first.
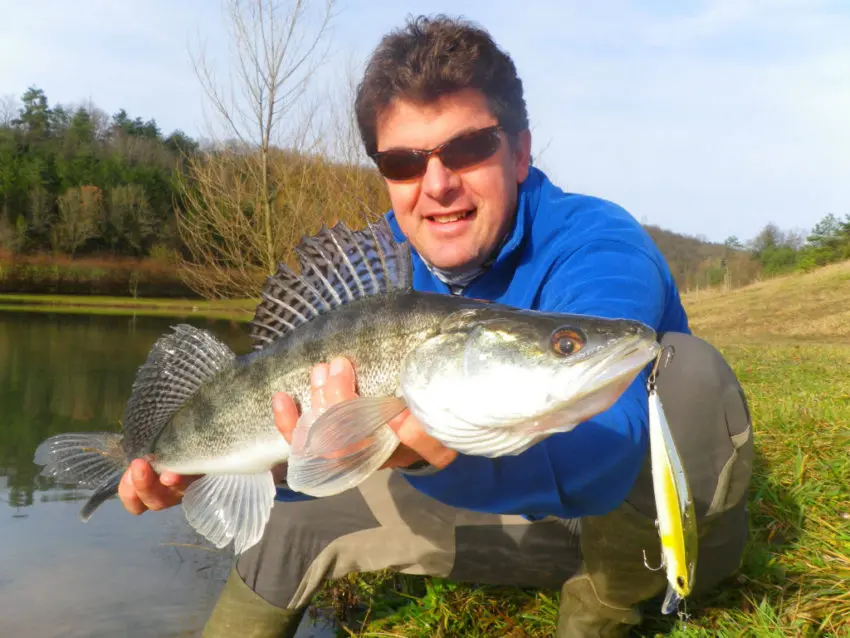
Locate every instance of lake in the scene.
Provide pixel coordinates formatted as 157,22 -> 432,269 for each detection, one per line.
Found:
0,310 -> 336,638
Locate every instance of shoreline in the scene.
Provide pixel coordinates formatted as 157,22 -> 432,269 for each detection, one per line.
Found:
0,293 -> 257,322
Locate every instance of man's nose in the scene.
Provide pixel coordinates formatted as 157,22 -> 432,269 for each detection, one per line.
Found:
421,156 -> 461,202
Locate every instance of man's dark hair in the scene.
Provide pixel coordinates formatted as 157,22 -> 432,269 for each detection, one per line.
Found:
354,14 -> 529,157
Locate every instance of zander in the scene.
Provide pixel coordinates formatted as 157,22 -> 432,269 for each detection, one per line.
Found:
33,219 -> 660,555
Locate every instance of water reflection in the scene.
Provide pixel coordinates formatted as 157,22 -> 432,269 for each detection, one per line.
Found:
0,311 -> 334,638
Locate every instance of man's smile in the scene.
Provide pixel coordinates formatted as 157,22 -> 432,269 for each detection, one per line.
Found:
424,208 -> 476,226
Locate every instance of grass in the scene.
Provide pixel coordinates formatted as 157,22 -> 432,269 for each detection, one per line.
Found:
0,293 -> 257,321
311,261 -> 850,638
681,259 -> 850,343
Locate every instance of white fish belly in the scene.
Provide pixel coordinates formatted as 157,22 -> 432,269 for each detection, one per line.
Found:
156,436 -> 290,476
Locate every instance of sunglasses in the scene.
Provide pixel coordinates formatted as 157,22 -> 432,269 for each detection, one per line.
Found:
370,125 -> 503,181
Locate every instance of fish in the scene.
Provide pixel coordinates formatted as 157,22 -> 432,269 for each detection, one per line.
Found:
646,348 -> 699,615
33,218 -> 661,555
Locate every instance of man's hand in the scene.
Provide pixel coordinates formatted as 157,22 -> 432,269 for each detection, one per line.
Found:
273,357 -> 457,471
117,459 -> 199,515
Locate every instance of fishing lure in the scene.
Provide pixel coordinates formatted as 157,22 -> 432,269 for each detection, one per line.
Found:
645,346 -> 698,615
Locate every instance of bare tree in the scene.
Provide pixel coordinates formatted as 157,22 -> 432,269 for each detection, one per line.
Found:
314,59 -> 392,223
53,186 -> 102,256
0,94 -> 19,127
176,0 -> 340,299
107,184 -> 157,254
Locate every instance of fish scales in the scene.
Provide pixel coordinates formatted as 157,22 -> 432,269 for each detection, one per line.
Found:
153,293 -> 448,470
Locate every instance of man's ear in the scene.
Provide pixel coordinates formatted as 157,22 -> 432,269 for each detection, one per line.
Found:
513,129 -> 532,183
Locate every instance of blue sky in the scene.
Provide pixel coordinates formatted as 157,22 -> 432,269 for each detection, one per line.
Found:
1,0 -> 847,243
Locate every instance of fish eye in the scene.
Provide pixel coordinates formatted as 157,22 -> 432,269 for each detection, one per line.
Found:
551,328 -> 585,356
676,576 -> 686,588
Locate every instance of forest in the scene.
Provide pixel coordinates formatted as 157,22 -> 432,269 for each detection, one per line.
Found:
1,86 -> 848,298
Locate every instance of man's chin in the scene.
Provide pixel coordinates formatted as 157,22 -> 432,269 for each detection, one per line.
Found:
420,248 -> 483,272
413,229 -> 487,272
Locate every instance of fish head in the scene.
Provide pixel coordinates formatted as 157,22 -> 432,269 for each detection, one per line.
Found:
399,307 -> 661,452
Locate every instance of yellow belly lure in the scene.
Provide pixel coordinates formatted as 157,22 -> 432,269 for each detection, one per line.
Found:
646,346 -> 698,615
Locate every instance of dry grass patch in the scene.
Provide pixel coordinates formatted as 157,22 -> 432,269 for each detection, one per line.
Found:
682,260 -> 850,343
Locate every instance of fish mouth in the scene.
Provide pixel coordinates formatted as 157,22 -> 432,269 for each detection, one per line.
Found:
587,335 -> 661,389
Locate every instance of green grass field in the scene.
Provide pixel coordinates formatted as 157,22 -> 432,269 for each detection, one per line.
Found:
319,261 -> 850,637
0,293 -> 256,321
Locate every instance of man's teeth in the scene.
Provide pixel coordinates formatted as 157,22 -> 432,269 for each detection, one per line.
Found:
432,211 -> 472,223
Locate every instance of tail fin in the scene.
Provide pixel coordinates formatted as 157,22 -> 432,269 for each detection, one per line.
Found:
33,432 -> 128,521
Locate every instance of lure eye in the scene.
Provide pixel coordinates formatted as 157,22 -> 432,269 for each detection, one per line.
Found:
551,328 -> 585,356
676,576 -> 686,589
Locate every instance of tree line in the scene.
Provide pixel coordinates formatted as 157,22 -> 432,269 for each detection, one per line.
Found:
1,83 -> 847,298
645,212 -> 850,293
0,86 -> 200,258
739,216 -> 850,275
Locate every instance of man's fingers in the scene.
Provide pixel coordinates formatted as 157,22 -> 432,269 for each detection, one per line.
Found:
272,391 -> 299,443
118,465 -> 147,515
325,357 -> 356,404
308,358 -> 357,415
129,457 -> 156,490
393,414 -> 457,469
379,445 -> 421,471
160,471 -> 184,487
309,363 -> 330,412
129,459 -> 180,511
161,471 -> 201,494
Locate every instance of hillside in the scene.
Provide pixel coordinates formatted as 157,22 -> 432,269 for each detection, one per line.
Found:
644,223 -> 729,266
643,224 -> 759,293
682,259 -> 850,342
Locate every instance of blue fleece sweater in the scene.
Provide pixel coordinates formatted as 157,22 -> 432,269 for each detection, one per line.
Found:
276,166 -> 689,518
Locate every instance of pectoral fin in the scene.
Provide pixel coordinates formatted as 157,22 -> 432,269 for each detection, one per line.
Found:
181,471 -> 276,555
286,396 -> 406,498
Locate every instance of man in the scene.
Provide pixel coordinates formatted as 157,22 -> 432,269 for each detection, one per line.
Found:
119,15 -> 753,637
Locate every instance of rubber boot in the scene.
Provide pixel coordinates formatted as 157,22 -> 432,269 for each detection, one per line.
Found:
556,572 -> 642,638
202,568 -> 307,638
555,502 -> 667,638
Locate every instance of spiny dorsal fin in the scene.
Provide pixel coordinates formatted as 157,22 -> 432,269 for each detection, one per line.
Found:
249,217 -> 412,350
122,324 -> 236,454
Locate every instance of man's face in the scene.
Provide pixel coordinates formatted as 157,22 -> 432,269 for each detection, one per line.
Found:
374,89 -> 532,271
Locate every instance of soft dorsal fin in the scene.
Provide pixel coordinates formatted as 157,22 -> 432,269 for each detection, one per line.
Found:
122,324 -> 236,453
249,217 -> 412,350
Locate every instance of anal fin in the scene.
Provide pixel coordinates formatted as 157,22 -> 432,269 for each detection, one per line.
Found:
181,472 -> 276,555
286,396 -> 406,497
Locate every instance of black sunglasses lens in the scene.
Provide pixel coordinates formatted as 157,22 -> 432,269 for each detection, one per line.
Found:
440,129 -> 501,171
376,151 -> 427,180
374,127 -> 502,180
